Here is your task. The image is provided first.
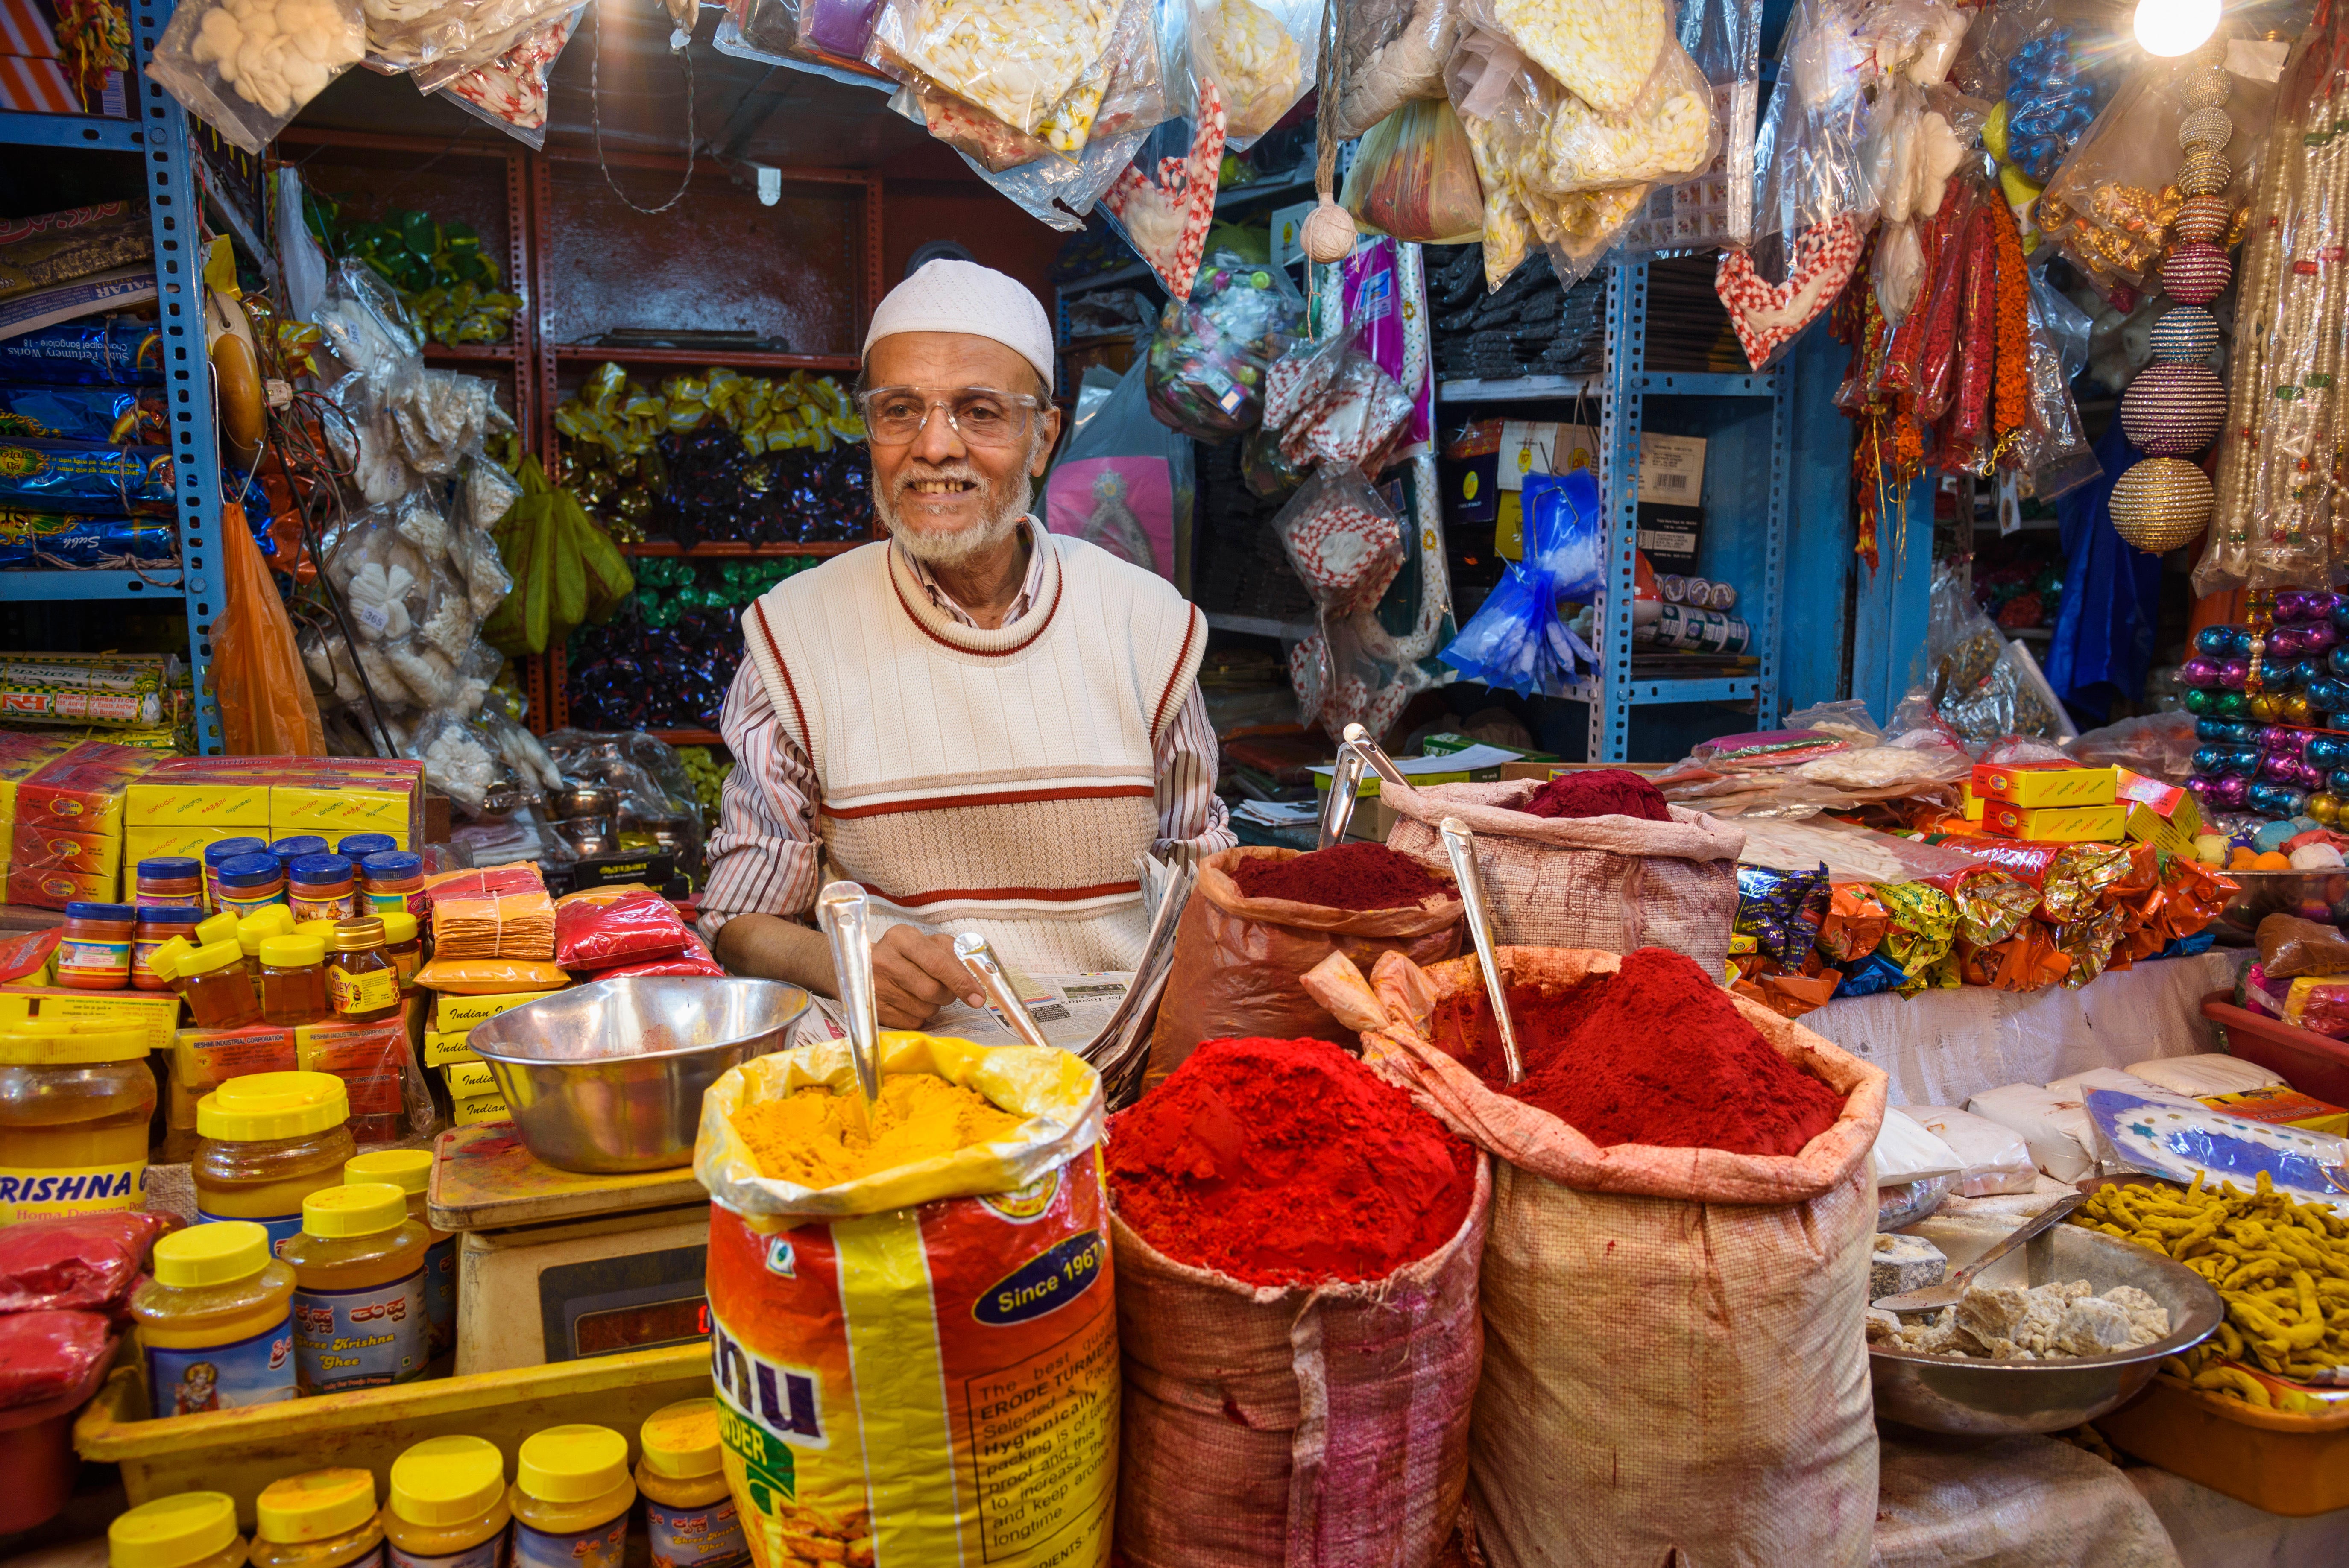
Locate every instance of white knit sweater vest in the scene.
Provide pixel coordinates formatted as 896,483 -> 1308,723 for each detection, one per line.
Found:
740,530 -> 1206,974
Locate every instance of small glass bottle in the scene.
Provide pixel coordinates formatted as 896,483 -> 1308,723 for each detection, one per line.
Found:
288,856 -> 360,924
56,901 -> 137,990
260,935 -> 334,1027
110,1491 -> 249,1568
205,837 -> 269,911
214,854 -> 287,918
326,918 -> 401,1024
135,856 -> 206,909
380,912 -> 422,997
132,907 -> 206,992
359,852 -> 425,918
178,939 -> 263,1029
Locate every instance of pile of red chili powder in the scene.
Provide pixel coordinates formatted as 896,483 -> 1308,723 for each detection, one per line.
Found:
1228,842 -> 1456,910
1106,1036 -> 1478,1287
1445,947 -> 1844,1157
1520,768 -> 1673,822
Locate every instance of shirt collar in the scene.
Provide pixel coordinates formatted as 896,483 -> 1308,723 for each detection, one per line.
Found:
897,519 -> 1048,630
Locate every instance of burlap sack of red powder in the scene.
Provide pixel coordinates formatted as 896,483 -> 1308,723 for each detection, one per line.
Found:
1313,946 -> 1885,1568
1111,1157 -> 1491,1568
1378,777 -> 1743,978
1146,845 -> 1463,1087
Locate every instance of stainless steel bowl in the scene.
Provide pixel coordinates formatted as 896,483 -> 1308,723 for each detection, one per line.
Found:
552,815 -> 616,857
549,783 -> 623,819
467,976 -> 809,1173
1868,1213 -> 2222,1438
2212,868 -> 2349,945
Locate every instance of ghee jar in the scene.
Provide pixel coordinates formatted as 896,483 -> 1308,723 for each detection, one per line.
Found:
251,1471 -> 386,1568
509,1426 -> 634,1568
345,1148 -> 456,1360
192,1071 -> 357,1256
130,1220 -> 297,1414
635,1400 -> 747,1568
383,1436 -> 510,1568
281,1183 -> 429,1395
0,1022 -> 155,1224
111,1491 -> 249,1568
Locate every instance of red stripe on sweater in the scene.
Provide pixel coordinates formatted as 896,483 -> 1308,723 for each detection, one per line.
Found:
1151,606 -> 1201,741
750,600 -> 813,765
887,546 -> 1064,657
856,879 -> 1142,908
821,784 -> 1154,820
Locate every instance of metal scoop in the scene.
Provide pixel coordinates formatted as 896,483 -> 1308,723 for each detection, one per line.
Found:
1438,815 -> 1522,1085
1319,723 -> 1414,849
1341,721 -> 1414,791
1872,1193 -> 2087,1314
953,932 -> 1054,1051
815,880 -> 881,1134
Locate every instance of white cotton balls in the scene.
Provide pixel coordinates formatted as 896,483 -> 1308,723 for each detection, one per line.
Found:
189,0 -> 363,117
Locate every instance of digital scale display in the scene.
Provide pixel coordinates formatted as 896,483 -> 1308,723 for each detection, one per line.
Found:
538,1243 -> 711,1362
573,1296 -> 712,1358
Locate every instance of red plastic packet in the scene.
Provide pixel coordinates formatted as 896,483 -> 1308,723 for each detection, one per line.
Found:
555,889 -> 692,969
0,927 -> 59,984
578,931 -> 725,980
0,1308 -> 116,1411
0,1213 -> 179,1315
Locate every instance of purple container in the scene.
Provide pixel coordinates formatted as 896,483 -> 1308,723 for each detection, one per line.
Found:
803,0 -> 884,55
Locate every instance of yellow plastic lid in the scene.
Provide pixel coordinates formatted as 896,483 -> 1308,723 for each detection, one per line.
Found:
345,1148 -> 430,1197
516,1425 -> 630,1504
196,1071 -> 349,1141
639,1398 -> 723,1482
255,1469 -> 376,1543
237,905 -> 297,954
388,1436 -> 506,1527
0,1022 -> 146,1065
152,1220 -> 270,1288
110,1491 -> 240,1568
194,911 -> 240,948
258,935 -> 327,968
178,939 -> 245,978
149,935 -> 195,982
302,1182 -> 406,1239
380,911 -> 419,945
295,919 -> 340,943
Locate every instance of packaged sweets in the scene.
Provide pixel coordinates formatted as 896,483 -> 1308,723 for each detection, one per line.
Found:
0,317 -> 163,385
0,439 -> 174,516
0,386 -> 166,444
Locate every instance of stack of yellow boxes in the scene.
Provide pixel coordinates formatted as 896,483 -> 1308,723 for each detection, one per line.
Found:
425,992 -> 545,1125
1965,760 -> 2203,855
4,739 -> 158,907
125,756 -> 425,869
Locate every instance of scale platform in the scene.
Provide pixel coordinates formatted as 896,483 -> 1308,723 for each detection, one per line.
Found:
431,1121 -> 715,1377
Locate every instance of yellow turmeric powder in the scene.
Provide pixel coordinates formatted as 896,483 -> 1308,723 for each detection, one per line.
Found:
730,1073 -> 1023,1186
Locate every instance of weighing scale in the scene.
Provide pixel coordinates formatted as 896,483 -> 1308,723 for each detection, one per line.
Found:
428,1122 -> 713,1375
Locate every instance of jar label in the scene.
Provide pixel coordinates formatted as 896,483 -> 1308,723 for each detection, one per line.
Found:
145,1311 -> 298,1415
328,964 -> 400,1014
389,1532 -> 507,1568
292,891 -> 358,922
366,889 -> 420,917
56,936 -> 131,974
425,1234 -> 457,1357
217,889 -> 285,916
645,1496 -> 748,1568
136,890 -> 203,909
513,1516 -> 626,1568
0,1159 -> 144,1223
130,935 -> 180,986
196,1206 -> 305,1257
293,1267 -> 427,1393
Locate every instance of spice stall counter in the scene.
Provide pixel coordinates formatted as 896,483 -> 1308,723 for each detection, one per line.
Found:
1800,949 -> 2246,1107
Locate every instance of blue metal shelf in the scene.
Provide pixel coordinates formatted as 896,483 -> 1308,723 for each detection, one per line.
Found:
1639,371 -> 1778,398
1624,675 -> 1763,705
0,570 -> 184,600
0,0 -> 223,752
1438,370 -> 1781,404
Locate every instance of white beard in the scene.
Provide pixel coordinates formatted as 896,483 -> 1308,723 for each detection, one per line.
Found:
874,440 -> 1041,570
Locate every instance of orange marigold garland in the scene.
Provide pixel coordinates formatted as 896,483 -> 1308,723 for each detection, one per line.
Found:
1991,199 -> 2031,467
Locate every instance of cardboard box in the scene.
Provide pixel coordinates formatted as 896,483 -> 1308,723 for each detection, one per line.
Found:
2114,768 -> 2204,857
422,1029 -> 477,1068
0,927 -> 56,987
12,823 -> 119,869
2199,1085 -> 2349,1137
1971,761 -> 2118,809
1961,785 -> 1986,822
442,1060 -> 498,1099
127,824 -> 258,864
451,1091 -> 509,1126
126,774 -> 271,829
173,1025 -> 298,1097
270,783 -> 414,843
14,740 -> 158,837
1635,502 -> 1702,570
6,860 -> 118,906
1979,802 -> 2129,843
0,986 -> 182,1051
433,989 -> 561,1033
296,1018 -> 409,1121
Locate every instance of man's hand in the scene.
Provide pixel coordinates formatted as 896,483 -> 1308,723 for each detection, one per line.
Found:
870,925 -> 985,1027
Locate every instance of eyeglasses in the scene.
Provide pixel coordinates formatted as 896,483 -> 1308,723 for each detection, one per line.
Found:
855,386 -> 1046,449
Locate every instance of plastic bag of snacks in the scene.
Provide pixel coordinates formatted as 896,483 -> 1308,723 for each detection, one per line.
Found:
147,0 -> 367,155
1145,247 -> 1305,439
1341,97 -> 1486,244
553,886 -> 693,968
421,5 -> 585,149
1333,0 -> 1460,138
697,1033 -> 1116,1567
867,0 -> 1117,135
1266,465 -> 1406,618
1187,0 -> 1314,146
1484,0 -> 1667,117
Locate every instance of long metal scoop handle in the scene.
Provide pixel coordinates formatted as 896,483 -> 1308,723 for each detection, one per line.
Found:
1949,1192 -> 2087,1288
1319,740 -> 1367,850
1341,721 -> 1414,792
954,933 -> 1053,1052
816,881 -> 881,1131
1438,815 -> 1522,1085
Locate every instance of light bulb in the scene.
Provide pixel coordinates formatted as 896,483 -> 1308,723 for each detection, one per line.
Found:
2135,0 -> 2220,57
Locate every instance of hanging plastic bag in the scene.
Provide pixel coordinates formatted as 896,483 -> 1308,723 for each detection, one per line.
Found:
1044,354 -> 1196,584
1343,237 -> 1432,453
1189,0 -> 1315,146
1269,465 -> 1406,614
214,503 -> 326,756
422,5 -> 584,149
1333,0 -> 1461,139
1341,97 -> 1486,244
1144,240 -> 1304,438
1483,0 -> 1668,117
147,0 -> 366,154
866,0 -> 1118,135
1101,92 -> 1229,295
1438,466 -> 1602,696
1751,0 -> 1882,244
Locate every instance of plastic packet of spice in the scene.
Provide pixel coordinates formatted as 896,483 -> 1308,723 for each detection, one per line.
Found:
579,931 -> 725,979
554,886 -> 692,968
0,1212 -> 178,1315
1875,880 -> 1959,984
298,1018 -> 430,1143
1815,881 -> 1889,964
0,1308 -> 116,1412
1733,861 -> 1829,966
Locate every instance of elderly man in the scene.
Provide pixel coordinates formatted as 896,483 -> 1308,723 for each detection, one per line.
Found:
702,260 -> 1234,1025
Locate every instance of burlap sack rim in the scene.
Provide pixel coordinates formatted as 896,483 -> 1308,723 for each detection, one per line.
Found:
1380,775 -> 1746,863
1198,843 -> 1463,938
1367,947 -> 1888,1205
1106,1150 -> 1495,1307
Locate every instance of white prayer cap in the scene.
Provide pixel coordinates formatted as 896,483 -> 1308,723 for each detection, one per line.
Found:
863,259 -> 1055,393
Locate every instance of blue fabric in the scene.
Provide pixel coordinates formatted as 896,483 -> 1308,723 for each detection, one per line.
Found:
2047,421 -> 2163,724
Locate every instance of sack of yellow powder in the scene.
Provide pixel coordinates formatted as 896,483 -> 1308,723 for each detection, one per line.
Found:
695,1032 -> 1115,1568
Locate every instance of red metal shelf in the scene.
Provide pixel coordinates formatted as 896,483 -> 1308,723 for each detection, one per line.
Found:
551,345 -> 859,372
622,541 -> 865,558
422,342 -> 518,360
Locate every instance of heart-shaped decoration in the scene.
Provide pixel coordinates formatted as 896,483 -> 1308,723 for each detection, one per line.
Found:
1715,215 -> 1869,370
1101,83 -> 1227,300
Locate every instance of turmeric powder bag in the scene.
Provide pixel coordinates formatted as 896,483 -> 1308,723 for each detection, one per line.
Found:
1306,946 -> 1886,1568
695,1033 -> 1116,1568
1379,777 -> 1744,976
1147,845 -> 1463,1088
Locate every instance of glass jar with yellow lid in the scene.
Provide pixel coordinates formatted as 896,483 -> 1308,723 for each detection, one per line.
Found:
130,1220 -> 297,1414
251,1470 -> 385,1568
345,1149 -> 455,1360
0,1021 -> 155,1224
510,1425 -> 633,1568
635,1400 -> 748,1568
192,1071 -> 356,1255
281,1183 -> 429,1395
238,904 -> 299,997
111,1490 -> 248,1568
382,1436 -> 509,1568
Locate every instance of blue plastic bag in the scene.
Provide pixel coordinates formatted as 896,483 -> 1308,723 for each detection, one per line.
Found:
1438,466 -> 1603,696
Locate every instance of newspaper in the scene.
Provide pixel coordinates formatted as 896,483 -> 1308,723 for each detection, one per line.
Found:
795,972 -> 1131,1048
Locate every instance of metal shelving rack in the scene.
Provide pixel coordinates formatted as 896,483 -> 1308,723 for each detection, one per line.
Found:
0,0 -> 227,752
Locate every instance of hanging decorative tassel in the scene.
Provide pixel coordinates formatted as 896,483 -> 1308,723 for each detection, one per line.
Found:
1300,0 -> 1357,264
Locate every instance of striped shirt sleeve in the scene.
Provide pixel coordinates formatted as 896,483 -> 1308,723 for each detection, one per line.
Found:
697,659 -> 823,942
1153,685 -> 1234,865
